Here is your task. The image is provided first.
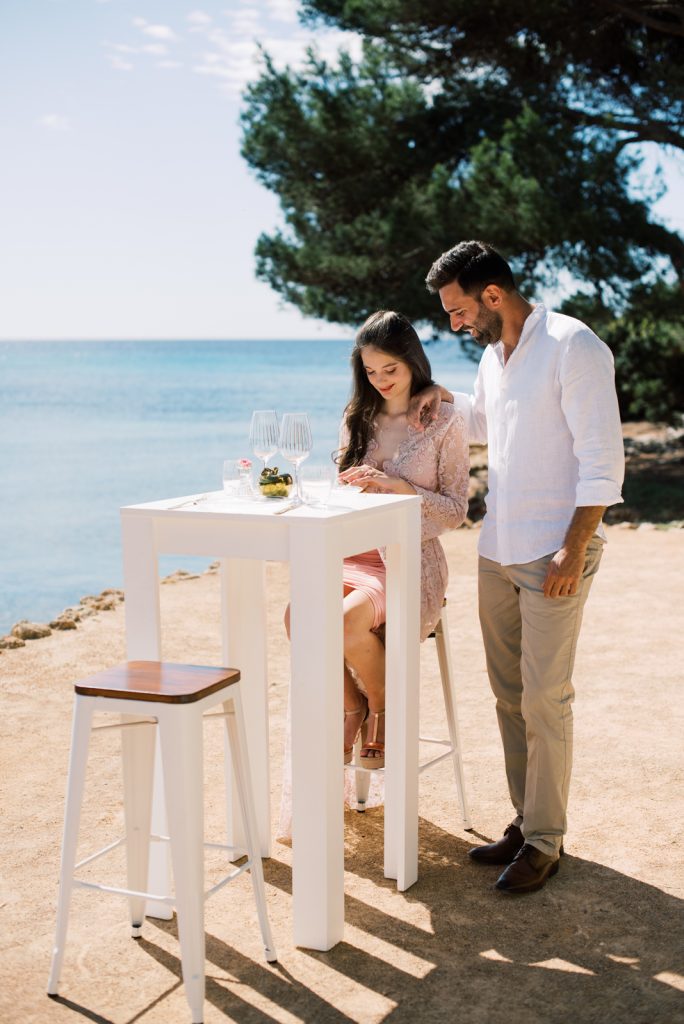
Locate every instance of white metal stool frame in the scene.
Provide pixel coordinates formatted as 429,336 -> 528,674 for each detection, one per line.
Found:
349,602 -> 473,829
48,662 -> 277,1024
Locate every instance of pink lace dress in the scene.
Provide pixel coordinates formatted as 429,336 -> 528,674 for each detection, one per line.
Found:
341,401 -> 470,641
278,402 -> 469,837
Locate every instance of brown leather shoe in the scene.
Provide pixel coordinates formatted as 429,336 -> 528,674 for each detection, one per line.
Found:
469,823 -> 524,865
495,844 -> 560,894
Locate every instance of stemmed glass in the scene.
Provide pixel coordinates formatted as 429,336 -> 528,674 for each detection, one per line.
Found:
278,412 -> 313,507
249,409 -> 280,471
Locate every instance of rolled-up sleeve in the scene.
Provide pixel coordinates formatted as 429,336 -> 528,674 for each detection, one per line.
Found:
559,332 -> 625,507
450,361 -> 488,445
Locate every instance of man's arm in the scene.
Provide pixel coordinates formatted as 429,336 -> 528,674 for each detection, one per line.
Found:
542,506 -> 605,598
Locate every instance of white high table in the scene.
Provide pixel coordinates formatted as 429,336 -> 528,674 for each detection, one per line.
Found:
120,489 -> 421,951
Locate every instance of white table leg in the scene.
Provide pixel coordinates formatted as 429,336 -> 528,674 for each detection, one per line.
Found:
384,502 -> 421,890
121,515 -> 161,661
220,558 -> 271,858
120,514 -> 172,920
289,523 -> 344,950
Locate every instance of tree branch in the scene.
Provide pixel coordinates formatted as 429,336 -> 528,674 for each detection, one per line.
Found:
566,107 -> 684,150
601,1 -> 684,37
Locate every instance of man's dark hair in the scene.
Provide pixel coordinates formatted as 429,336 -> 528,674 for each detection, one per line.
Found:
426,240 -> 516,295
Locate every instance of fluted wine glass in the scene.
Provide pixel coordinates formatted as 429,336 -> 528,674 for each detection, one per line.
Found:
249,409 -> 280,471
278,412 -> 313,507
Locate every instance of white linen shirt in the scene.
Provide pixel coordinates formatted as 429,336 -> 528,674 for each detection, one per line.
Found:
452,304 -> 624,566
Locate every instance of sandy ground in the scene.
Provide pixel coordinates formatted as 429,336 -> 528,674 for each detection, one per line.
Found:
1,526 -> 682,1024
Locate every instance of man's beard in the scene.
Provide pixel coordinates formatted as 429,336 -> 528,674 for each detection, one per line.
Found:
469,305 -> 503,347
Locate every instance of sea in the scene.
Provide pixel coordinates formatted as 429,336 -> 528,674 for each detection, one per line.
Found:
0,339 -> 477,636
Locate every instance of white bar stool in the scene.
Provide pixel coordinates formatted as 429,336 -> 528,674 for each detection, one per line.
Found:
48,661 -> 277,1024
350,601 -> 472,829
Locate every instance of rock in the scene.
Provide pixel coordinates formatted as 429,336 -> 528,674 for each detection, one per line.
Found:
11,620 -> 52,640
61,607 -> 82,622
637,522 -> 658,531
50,617 -> 78,631
0,634 -> 26,649
161,569 -> 201,584
100,588 -> 124,602
76,605 -> 97,618
616,521 -> 638,530
93,597 -> 118,611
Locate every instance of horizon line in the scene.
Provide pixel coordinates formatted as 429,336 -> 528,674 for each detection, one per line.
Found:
0,336 -> 358,344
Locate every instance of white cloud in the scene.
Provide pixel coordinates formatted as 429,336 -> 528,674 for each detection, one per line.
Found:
266,0 -> 299,24
187,10 -> 212,28
145,24 -> 177,41
107,54 -> 134,71
106,3 -> 361,99
132,17 -> 178,41
38,113 -> 70,131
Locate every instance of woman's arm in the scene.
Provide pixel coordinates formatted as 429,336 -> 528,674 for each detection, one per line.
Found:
411,409 -> 470,540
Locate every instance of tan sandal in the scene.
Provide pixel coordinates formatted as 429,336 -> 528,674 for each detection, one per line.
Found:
344,703 -> 368,765
360,709 -> 385,770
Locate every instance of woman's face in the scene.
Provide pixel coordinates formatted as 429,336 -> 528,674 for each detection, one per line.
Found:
360,345 -> 413,404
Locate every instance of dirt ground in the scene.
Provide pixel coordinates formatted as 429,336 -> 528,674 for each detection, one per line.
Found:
1,526 -> 682,1024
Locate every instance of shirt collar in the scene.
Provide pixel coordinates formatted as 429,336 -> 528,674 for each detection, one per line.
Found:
517,303 -> 546,350
492,302 -> 545,363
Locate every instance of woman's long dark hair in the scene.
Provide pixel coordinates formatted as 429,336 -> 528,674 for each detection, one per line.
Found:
337,310 -> 434,471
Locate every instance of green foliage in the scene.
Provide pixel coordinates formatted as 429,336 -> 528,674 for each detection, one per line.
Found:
561,283 -> 684,423
240,1 -> 684,396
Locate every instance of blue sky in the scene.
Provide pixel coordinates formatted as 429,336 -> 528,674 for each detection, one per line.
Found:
1,0 -> 681,341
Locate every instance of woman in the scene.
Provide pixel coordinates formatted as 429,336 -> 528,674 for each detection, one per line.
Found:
336,310 -> 469,769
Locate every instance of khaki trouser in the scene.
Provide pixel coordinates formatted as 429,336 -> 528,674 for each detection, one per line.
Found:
478,537 -> 604,856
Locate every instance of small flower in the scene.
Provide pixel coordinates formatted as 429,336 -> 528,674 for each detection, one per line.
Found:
237,458 -> 252,470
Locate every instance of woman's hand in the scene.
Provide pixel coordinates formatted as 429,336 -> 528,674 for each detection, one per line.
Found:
339,466 -> 416,495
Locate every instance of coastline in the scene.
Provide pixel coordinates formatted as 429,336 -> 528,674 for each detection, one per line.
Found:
3,419 -> 682,648
1,526 -> 682,1022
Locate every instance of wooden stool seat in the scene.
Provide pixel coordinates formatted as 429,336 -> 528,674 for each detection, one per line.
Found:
75,661 -> 241,703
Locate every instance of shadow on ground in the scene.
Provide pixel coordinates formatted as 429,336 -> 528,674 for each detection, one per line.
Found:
109,814 -> 684,1024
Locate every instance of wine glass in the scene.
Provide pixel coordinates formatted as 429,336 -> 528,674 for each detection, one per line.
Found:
249,410 -> 279,471
278,412 -> 313,507
300,464 -> 333,508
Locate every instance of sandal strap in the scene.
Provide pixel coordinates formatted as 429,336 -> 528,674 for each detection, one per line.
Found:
361,741 -> 384,753
344,704 -> 367,719
366,708 -> 385,744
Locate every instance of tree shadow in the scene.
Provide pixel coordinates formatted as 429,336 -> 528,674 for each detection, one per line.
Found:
111,813 -> 682,1024
288,813 -> 683,1024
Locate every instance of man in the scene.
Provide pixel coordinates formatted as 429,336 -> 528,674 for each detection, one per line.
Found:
412,240 -> 624,894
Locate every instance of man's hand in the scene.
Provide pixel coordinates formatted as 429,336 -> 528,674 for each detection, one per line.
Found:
542,546 -> 586,598
407,384 -> 448,431
338,466 -> 415,495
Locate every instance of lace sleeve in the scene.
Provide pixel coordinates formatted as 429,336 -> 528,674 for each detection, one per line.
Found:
412,408 -> 470,541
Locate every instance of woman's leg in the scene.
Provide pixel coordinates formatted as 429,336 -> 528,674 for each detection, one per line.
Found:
343,589 -> 385,759
286,595 -> 384,757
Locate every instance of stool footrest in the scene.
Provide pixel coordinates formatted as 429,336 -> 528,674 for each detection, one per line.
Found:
73,879 -> 174,904
75,837 -> 125,871
418,750 -> 454,774
204,862 -> 252,901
